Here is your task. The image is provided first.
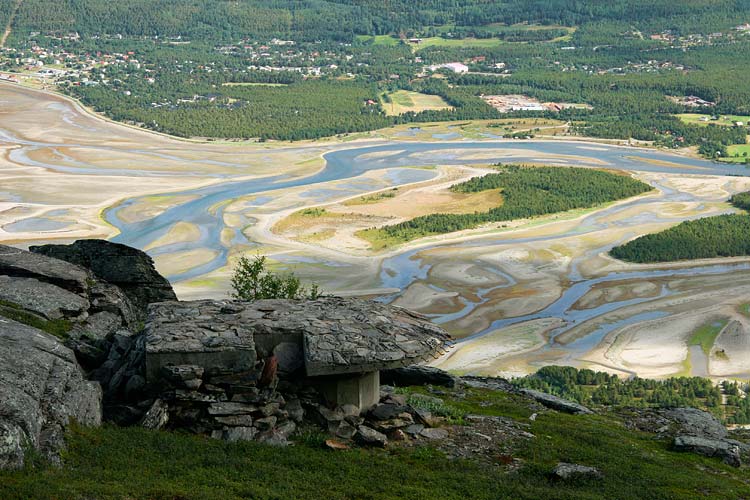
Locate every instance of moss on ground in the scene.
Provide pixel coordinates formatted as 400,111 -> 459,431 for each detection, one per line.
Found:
0,300 -> 72,339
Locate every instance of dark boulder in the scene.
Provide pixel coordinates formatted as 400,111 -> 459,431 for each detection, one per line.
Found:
0,318 -> 102,469
381,365 -> 459,388
30,239 -> 176,316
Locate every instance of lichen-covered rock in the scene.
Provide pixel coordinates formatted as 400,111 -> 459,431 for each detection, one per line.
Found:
663,408 -> 727,439
551,463 -> 603,480
673,435 -> 742,467
0,318 -> 102,469
356,425 -> 388,447
0,276 -> 89,320
0,244 -> 91,293
520,389 -> 593,415
624,407 -> 729,440
144,298 -> 450,381
30,239 -> 176,316
140,399 -> 170,430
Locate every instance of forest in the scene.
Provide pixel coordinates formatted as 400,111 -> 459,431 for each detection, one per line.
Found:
6,0 -> 750,145
514,366 -> 723,414
9,0 -> 750,40
366,165 -> 652,244
610,191 -> 750,263
515,365 -> 750,425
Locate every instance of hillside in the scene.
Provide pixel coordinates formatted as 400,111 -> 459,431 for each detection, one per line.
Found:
3,378 -> 750,500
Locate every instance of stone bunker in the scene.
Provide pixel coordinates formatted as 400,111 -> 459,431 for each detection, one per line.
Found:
145,297 -> 450,410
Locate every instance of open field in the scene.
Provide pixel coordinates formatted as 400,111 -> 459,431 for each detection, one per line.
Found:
677,113 -> 750,127
381,90 -> 453,116
722,143 -> 750,163
356,34 -> 505,50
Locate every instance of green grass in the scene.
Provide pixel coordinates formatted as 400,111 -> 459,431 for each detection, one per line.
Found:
721,143 -> 750,163
0,300 -> 72,339
356,34 -> 504,51
4,385 -> 750,499
676,113 -> 750,127
413,36 -> 504,51
355,34 -> 401,46
689,319 -> 728,355
739,303 -> 750,318
381,90 -> 452,116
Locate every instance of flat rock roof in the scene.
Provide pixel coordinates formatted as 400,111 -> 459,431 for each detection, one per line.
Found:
144,297 -> 450,378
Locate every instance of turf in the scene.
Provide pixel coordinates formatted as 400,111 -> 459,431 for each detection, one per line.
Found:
3,385 -> 750,499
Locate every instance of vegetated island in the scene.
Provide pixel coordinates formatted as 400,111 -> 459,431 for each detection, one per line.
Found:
358,164 -> 653,248
610,190 -> 750,263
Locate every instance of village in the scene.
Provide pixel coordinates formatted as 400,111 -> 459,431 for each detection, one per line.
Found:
2,21 -> 749,113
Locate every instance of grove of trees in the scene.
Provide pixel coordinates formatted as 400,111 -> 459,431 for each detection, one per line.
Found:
373,165 -> 652,242
610,191 -> 750,263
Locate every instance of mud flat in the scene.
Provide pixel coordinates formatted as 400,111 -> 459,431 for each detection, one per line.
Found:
4,81 -> 750,379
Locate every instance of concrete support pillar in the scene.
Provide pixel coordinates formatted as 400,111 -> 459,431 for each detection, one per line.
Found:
321,371 -> 380,410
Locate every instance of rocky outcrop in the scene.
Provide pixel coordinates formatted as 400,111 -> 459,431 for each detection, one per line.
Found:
0,242 -> 165,427
0,276 -> 89,321
30,239 -> 176,316
625,407 -> 728,439
0,244 -> 91,293
622,407 -> 749,466
519,389 -> 593,415
673,435 -> 742,467
0,318 -> 102,469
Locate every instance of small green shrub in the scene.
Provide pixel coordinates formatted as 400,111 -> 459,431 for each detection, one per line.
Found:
230,254 -> 321,301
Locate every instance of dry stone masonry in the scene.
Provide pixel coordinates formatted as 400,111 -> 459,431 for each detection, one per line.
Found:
139,297 -> 451,445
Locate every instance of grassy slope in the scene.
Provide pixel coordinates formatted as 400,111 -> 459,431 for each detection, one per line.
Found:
3,386 -> 750,499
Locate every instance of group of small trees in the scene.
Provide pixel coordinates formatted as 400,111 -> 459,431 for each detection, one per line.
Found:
230,255 -> 320,301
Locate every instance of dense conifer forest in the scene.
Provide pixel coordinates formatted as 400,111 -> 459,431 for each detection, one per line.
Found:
368,165 -> 652,243
610,191 -> 750,262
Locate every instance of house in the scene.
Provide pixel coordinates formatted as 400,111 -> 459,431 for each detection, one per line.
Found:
442,62 -> 469,74
428,62 -> 469,74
